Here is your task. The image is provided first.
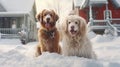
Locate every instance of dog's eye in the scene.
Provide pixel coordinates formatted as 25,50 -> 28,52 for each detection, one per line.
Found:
75,22 -> 78,24
44,14 -> 47,16
50,14 -> 52,16
68,22 -> 71,24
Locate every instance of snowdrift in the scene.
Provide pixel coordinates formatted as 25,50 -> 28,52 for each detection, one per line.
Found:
0,34 -> 120,67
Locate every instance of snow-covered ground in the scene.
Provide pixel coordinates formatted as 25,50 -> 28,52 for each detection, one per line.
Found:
0,32 -> 120,67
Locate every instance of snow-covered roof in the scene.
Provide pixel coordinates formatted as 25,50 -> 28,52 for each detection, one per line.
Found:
74,0 -> 89,9
0,12 -> 29,17
74,0 -> 108,9
0,3 -> 6,12
74,0 -> 83,7
0,0 -> 34,12
90,0 -> 108,4
111,0 -> 120,8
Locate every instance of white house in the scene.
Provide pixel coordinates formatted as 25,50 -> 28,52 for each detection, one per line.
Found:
0,0 -> 37,41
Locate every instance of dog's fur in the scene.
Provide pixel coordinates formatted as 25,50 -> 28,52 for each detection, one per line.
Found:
35,9 -> 61,57
61,15 -> 96,59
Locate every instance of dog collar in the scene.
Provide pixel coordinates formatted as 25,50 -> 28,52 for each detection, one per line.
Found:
43,29 -> 56,39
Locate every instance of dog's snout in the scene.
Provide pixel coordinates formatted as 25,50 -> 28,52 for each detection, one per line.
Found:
71,26 -> 74,29
47,18 -> 50,21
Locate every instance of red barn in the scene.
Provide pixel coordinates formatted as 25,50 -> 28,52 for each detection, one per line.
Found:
74,0 -> 120,35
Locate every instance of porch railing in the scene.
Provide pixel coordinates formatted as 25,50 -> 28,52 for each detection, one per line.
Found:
0,28 -> 22,39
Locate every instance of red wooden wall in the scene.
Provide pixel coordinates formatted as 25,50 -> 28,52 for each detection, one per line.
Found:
79,0 -> 120,24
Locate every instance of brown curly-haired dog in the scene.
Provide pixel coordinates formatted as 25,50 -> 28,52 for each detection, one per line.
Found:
35,9 -> 61,57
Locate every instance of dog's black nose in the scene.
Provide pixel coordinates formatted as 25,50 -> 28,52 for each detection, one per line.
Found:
47,18 -> 50,21
71,26 -> 74,29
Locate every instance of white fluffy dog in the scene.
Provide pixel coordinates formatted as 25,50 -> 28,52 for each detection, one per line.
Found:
61,15 -> 96,59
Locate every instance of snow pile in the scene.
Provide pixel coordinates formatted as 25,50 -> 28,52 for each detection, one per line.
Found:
0,50 -> 120,67
87,31 -> 96,39
0,33 -> 120,67
0,50 -> 28,67
91,35 -> 114,43
0,39 -> 20,45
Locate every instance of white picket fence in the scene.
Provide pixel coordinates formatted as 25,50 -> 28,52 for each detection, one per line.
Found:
0,28 -> 22,39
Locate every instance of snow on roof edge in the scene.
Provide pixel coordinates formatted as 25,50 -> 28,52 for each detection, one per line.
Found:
0,0 -> 35,12
90,0 -> 108,4
0,11 -> 29,17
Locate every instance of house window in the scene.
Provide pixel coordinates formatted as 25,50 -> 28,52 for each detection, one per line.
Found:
104,10 -> 112,19
0,17 -> 23,28
0,17 -> 11,28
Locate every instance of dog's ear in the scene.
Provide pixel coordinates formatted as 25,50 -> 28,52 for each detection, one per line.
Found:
79,17 -> 87,37
36,12 -> 41,22
51,10 -> 59,22
65,20 -> 68,33
62,18 -> 68,34
36,9 -> 47,22
55,14 -> 59,22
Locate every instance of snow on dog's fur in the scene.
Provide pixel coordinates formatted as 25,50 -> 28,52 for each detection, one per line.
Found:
61,15 -> 96,59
